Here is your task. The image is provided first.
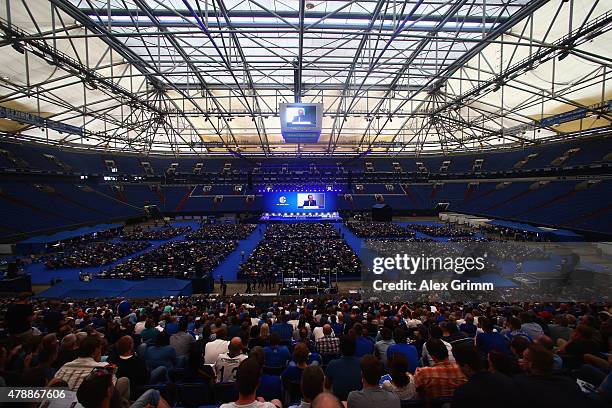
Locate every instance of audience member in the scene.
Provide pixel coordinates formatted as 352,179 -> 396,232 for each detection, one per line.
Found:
475,317 -> 510,355
413,339 -> 467,399
347,354 -> 400,408
315,324 -> 340,356
381,353 -> 416,400
55,335 -> 125,393
144,331 -> 177,370
215,337 -> 248,383
386,328 -> 419,373
291,365 -> 324,408
169,319 -> 195,358
77,366 -> 169,408
325,335 -> 362,401
219,357 -> 281,408
374,327 -> 394,367
452,344 -> 517,408
205,327 -> 230,364
264,333 -> 291,368
513,344 -> 589,407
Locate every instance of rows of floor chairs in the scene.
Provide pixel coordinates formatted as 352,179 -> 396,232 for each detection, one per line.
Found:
129,337 -> 452,408
138,366 -> 452,408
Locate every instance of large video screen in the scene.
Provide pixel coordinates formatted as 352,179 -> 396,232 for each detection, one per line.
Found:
264,192 -> 334,212
285,106 -> 317,127
297,193 -> 325,209
279,103 -> 323,133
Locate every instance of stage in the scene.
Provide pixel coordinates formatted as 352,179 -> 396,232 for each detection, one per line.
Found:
35,278 -> 193,299
260,212 -> 341,222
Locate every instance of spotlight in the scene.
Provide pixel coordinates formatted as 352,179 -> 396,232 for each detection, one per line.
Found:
558,49 -> 570,61
11,41 -> 25,54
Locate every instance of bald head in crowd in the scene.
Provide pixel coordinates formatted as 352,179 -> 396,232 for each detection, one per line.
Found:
60,334 -> 78,350
322,324 -> 333,336
229,337 -> 243,355
312,392 -> 343,408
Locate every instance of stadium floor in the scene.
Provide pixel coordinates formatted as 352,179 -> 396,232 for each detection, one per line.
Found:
34,277 -> 193,299
28,221 -> 448,285
26,220 -> 608,298
211,224 -> 267,281
25,221 -> 201,284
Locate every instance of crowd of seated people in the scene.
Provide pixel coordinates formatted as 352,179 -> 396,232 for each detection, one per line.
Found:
478,223 -> 549,242
345,222 -> 417,238
1,294 -> 610,408
407,224 -> 475,238
187,224 -> 258,240
44,241 -> 151,269
238,223 -> 360,284
264,223 -> 341,240
46,227 -> 124,251
121,225 -> 192,241
97,240 -> 237,279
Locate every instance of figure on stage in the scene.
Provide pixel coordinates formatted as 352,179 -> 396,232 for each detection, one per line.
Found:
292,108 -> 306,123
303,194 -> 317,207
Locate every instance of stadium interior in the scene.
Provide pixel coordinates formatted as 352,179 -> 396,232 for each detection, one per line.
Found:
0,0 -> 611,407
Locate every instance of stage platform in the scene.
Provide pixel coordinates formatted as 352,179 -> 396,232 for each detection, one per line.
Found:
260,212 -> 341,222
35,278 -> 192,299
15,223 -> 122,255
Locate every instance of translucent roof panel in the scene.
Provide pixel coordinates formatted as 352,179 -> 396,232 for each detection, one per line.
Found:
0,0 -> 609,156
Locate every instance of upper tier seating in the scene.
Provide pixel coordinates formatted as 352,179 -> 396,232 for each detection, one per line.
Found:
0,135 -> 610,176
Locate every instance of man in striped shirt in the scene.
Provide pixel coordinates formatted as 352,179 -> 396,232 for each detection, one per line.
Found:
414,339 -> 467,400
55,335 -> 110,390
315,325 -> 340,356
55,335 -> 130,400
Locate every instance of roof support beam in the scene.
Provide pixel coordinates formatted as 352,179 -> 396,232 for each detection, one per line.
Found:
333,0 -> 463,152
365,0 -> 549,153
429,8 -> 612,120
295,0 -> 305,103
50,0 -> 234,153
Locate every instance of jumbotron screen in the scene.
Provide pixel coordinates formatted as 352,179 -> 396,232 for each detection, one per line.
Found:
284,106 -> 317,127
264,192 -> 334,212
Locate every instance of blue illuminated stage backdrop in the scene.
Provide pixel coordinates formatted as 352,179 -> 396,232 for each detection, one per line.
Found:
263,191 -> 337,213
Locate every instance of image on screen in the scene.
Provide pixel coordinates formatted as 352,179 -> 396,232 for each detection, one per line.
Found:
285,106 -> 317,126
297,193 -> 325,209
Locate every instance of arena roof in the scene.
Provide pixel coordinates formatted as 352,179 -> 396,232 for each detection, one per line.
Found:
0,0 -> 610,156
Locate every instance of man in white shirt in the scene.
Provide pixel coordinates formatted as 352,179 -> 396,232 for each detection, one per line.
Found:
205,327 -> 229,364
220,357 -> 281,408
215,337 -> 247,383
134,317 -> 147,335
421,326 -> 455,367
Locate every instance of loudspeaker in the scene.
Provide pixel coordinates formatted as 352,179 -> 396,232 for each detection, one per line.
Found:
435,202 -> 449,211
372,203 -> 392,222
144,205 -> 162,219
191,275 -> 214,294
6,262 -> 18,278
